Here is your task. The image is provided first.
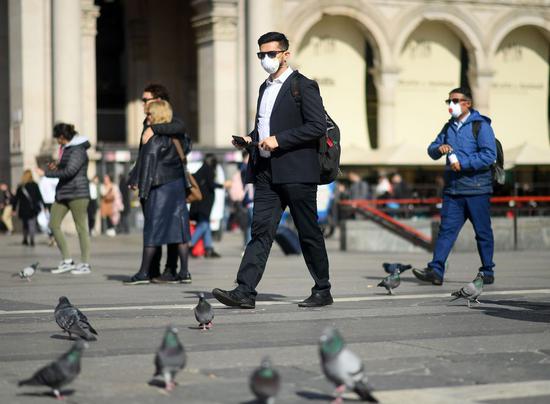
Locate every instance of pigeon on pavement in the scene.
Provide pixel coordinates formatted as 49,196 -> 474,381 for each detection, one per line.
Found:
451,272 -> 484,308
377,271 -> 400,295
154,325 -> 186,391
54,296 -> 98,341
319,328 -> 378,403
382,262 -> 412,274
249,357 -> 281,404
194,292 -> 214,330
19,262 -> 39,281
18,340 -> 87,399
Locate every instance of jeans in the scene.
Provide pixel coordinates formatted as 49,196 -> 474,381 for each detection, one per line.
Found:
190,219 -> 212,248
428,194 -> 495,279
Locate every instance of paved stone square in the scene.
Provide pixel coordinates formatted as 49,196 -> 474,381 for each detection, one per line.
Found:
1,230 -> 549,403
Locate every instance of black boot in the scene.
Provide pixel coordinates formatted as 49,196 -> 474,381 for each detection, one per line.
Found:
204,248 -> 221,258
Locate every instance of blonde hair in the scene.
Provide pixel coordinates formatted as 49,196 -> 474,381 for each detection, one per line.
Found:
21,169 -> 34,184
147,100 -> 173,124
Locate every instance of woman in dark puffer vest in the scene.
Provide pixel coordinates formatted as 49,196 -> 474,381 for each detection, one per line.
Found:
46,123 -> 92,275
13,169 -> 44,246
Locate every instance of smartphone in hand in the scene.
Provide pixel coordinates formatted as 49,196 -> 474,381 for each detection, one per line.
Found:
232,135 -> 248,147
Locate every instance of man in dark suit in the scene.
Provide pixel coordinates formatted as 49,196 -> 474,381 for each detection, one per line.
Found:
212,32 -> 332,309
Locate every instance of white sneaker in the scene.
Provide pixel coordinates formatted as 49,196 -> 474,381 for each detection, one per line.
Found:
106,228 -> 116,237
51,260 -> 76,274
71,263 -> 91,275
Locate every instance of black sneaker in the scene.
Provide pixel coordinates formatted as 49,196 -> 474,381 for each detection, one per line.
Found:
178,272 -> 192,284
212,288 -> 255,309
123,273 -> 151,285
412,267 -> 443,285
151,272 -> 180,284
205,248 -> 221,259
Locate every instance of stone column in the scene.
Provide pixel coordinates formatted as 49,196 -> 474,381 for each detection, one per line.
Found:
192,0 -> 239,147
52,0 -> 81,127
469,68 -> 494,115
246,0 -> 275,128
8,0 -> 52,185
371,66 -> 399,148
0,0 -> 10,183
80,0 -> 100,145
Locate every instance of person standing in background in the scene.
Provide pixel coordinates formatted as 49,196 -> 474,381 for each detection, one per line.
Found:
87,175 -> 99,236
13,170 -> 44,246
37,170 -> 59,245
118,173 -> 131,234
100,174 -> 124,237
0,183 -> 14,235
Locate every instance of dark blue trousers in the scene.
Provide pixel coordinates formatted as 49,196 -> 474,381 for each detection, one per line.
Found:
428,194 -> 495,279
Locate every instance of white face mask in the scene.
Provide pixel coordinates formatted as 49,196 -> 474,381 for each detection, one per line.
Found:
448,101 -> 462,118
261,55 -> 280,75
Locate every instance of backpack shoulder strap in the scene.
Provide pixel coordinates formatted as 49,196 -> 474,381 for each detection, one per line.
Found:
290,74 -> 302,110
472,120 -> 482,139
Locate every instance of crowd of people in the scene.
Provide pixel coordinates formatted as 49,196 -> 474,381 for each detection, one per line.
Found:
0,31 -> 499,296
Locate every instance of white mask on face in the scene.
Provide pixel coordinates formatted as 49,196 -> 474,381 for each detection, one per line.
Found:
448,101 -> 462,118
261,55 -> 280,74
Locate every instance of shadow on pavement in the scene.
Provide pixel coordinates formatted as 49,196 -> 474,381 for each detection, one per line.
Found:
49,334 -> 74,341
17,389 -> 75,398
296,390 -> 335,401
104,274 -> 131,282
472,299 -> 550,323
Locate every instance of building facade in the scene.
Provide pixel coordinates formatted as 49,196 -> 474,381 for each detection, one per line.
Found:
1,0 -> 549,186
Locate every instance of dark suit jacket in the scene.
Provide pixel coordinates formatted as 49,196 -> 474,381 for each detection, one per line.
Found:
245,70 -> 326,184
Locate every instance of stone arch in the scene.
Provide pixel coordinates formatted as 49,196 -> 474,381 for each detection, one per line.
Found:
393,5 -> 485,71
283,0 -> 390,69
488,13 -> 550,59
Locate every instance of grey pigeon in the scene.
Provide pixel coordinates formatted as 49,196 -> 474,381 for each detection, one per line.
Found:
194,292 -> 214,330
54,296 -> 98,341
18,340 -> 87,399
451,272 -> 484,308
249,357 -> 281,404
19,262 -> 39,281
154,325 -> 186,391
382,262 -> 411,274
377,271 -> 400,295
319,328 -> 378,403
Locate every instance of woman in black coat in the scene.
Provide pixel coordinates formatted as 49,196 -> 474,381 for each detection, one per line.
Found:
124,100 -> 191,285
13,169 -> 44,246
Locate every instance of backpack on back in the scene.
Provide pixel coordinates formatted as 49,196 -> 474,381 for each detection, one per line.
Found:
471,121 -> 505,185
290,74 -> 341,185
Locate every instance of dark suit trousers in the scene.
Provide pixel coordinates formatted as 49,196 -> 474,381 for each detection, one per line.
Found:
236,159 -> 330,297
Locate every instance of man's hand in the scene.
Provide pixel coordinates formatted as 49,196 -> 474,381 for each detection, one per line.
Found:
438,144 -> 453,154
142,127 -> 154,144
232,136 -> 252,150
450,162 -> 461,172
259,136 -> 279,152
47,162 -> 57,170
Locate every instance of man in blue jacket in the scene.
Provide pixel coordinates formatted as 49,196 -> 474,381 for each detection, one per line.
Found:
413,87 -> 497,286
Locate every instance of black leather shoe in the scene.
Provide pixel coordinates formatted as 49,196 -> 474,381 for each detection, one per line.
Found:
123,273 -> 151,285
412,267 -> 443,285
483,275 -> 494,285
178,272 -> 192,284
212,288 -> 255,309
298,290 -> 334,307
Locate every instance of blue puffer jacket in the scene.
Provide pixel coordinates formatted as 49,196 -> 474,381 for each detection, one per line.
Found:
428,109 -> 497,195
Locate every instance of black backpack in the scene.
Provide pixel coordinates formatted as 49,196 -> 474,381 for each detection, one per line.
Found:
290,74 -> 341,184
444,120 -> 505,185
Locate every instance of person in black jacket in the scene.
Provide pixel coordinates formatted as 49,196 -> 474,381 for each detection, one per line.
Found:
124,100 -> 191,285
13,170 -> 44,246
189,154 -> 222,258
129,83 -> 190,280
212,32 -> 332,309
45,123 -> 92,275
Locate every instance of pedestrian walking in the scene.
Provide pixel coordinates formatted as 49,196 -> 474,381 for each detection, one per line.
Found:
37,170 -> 58,245
212,32 -> 332,309
13,170 -> 44,246
87,175 -> 99,235
189,154 -> 222,258
100,174 -> 124,237
46,123 -> 92,275
413,87 -> 497,286
124,100 -> 192,285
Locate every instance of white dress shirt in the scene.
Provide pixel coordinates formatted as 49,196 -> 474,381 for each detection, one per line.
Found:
257,67 -> 294,157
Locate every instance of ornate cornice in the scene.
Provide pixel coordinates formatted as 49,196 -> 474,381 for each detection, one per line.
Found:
81,0 -> 100,37
191,0 -> 238,45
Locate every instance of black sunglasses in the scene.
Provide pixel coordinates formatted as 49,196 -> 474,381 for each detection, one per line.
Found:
445,98 -> 468,105
142,97 -> 155,103
256,50 -> 286,59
